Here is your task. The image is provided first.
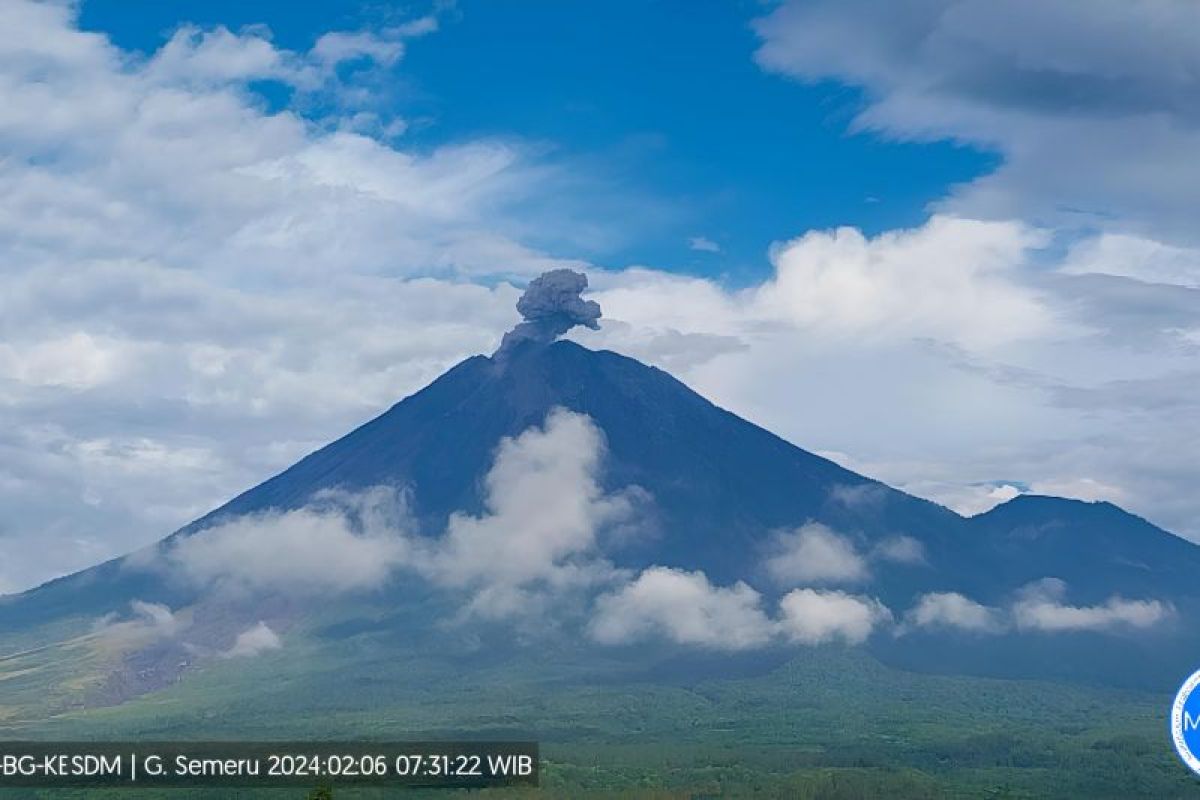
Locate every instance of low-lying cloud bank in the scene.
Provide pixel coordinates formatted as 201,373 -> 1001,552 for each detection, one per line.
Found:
589,566 -> 890,651
141,410 -> 1171,654
904,580 -> 1171,635
1011,578 -> 1170,633
156,408 -> 644,620
167,487 -> 412,595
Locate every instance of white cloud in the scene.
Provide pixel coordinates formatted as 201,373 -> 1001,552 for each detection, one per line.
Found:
589,567 -> 776,651
1061,233 -> 1200,289
0,332 -> 128,389
828,484 -> 888,510
0,0 -> 593,592
1027,478 -> 1126,505
902,581 -> 1169,635
417,408 -> 645,620
590,568 -> 891,650
777,588 -> 891,645
146,25 -> 304,87
3,0 -> 1200,602
129,600 -> 182,636
688,236 -> 721,253
737,1 -> 1200,541
754,216 -> 1054,348
872,535 -> 926,565
753,0 -> 1200,247
906,592 -> 1003,633
157,409 -> 643,621
92,600 -> 185,647
1011,578 -> 1170,633
952,484 -> 1023,518
763,523 -> 867,585
223,621 -> 283,658
166,487 -> 412,595
310,31 -> 405,70
577,227 -> 1200,543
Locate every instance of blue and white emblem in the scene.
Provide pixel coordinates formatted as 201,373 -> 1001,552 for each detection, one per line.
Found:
1171,668 -> 1200,775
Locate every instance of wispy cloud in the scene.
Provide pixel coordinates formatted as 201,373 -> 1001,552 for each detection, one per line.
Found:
1011,578 -> 1170,633
904,592 -> 1004,634
92,600 -> 186,647
688,236 -> 721,253
222,621 -> 283,658
903,579 -> 1170,635
763,523 -> 868,585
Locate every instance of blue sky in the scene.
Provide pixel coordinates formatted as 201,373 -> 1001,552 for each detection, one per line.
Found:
79,0 -> 991,281
0,0 -> 1197,593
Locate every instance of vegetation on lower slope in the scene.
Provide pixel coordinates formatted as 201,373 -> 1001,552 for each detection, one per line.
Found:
1,616 -> 1194,799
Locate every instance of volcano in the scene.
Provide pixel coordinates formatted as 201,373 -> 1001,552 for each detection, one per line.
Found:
3,271 -> 1199,703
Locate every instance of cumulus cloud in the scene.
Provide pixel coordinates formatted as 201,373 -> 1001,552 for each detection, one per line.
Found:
92,600 -> 185,647
1011,578 -> 1171,633
763,523 -> 868,585
731,0 -> 1200,541
166,487 -> 411,595
571,221 -> 1200,544
223,622 -> 283,658
590,567 -> 891,650
580,244 -> 1200,543
496,269 -> 602,354
5,0 -> 1200,601
0,0 -> 601,592
777,588 -> 891,645
156,409 -> 643,621
905,592 -> 1003,633
753,216 -> 1054,348
589,567 -> 776,651
417,408 -> 642,620
903,580 -> 1169,635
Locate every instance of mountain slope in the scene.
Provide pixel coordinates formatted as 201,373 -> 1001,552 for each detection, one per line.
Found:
192,338 -> 968,585
2,338 -> 1198,692
968,494 -> 1200,601
1,339 -> 965,630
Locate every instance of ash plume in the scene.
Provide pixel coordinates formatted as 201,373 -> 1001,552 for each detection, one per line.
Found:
496,269 -> 601,355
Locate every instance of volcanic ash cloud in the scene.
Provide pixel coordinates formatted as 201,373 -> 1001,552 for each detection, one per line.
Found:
496,268 -> 601,355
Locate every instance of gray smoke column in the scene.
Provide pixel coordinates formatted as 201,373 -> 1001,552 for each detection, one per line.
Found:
496,269 -> 601,355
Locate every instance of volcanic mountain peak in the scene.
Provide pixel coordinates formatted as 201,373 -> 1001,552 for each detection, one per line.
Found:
3,270 -> 1197,692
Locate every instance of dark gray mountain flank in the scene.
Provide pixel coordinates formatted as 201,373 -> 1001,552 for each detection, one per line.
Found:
3,272 -> 1197,692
